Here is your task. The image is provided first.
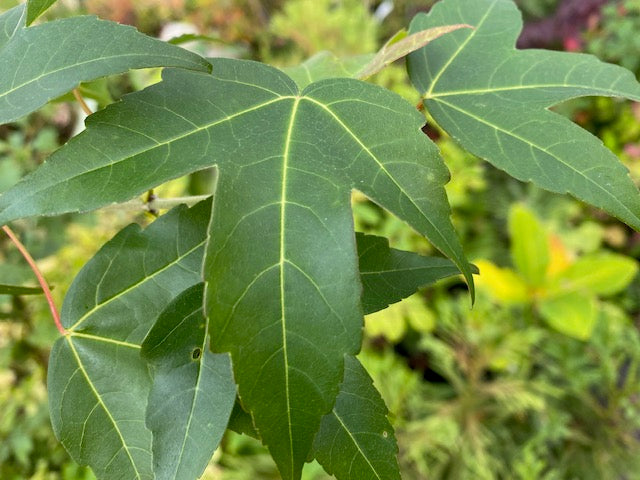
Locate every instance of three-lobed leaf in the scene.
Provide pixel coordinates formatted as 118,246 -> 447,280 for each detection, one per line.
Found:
0,4 -> 210,124
407,0 -> 640,231
141,284 -> 236,480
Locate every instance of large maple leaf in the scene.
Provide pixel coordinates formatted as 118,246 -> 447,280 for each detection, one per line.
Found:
408,0 -> 640,230
20,59 -> 471,478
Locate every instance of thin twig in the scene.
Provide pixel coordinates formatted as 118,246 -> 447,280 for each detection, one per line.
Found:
72,88 -> 93,116
2,225 -> 66,335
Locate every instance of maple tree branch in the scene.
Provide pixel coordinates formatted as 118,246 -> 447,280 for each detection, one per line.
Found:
2,225 -> 66,335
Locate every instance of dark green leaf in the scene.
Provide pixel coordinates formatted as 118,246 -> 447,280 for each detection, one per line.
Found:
227,401 -> 259,439
0,5 -> 210,124
0,283 -> 43,295
11,59 -> 469,479
407,0 -> 640,230
48,334 -> 153,479
357,232 -> 469,314
26,0 -> 57,25
48,200 -> 211,480
141,284 -> 236,480
312,355 -> 400,480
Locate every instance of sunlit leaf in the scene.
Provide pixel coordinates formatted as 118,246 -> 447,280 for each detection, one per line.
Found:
550,253 -> 638,296
48,200 -> 211,479
141,284 -> 236,480
538,292 -> 597,340
508,204 -> 550,287
475,260 -> 529,304
0,4 -> 210,124
312,355 -> 400,480
356,24 -> 472,80
408,0 -> 640,230
26,0 -> 57,25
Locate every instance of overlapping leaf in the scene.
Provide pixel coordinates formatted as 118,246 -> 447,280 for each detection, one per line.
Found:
0,4 -> 210,124
26,0 -> 57,25
407,0 -> 640,230
312,355 -> 400,480
358,232 -> 466,314
356,24 -> 471,80
47,195 -> 464,479
48,199 -> 211,479
229,356 -> 401,480
282,24 -> 471,90
141,284 -> 236,480
282,51 -> 373,89
17,58 -> 469,479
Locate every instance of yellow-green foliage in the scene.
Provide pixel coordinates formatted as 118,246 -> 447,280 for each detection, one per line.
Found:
268,0 -> 378,62
476,204 -> 638,340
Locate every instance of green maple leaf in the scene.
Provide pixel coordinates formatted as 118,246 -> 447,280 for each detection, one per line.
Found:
48,201 -> 210,480
9,58 -> 469,478
26,0 -> 57,24
141,284 -> 236,480
311,355 -> 401,480
407,0 -> 640,230
47,202 -> 464,479
0,4 -> 209,124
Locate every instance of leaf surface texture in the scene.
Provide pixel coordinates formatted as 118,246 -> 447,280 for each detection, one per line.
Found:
141,284 -> 236,480
407,0 -> 640,230
0,4 -> 210,124
47,200 -> 211,479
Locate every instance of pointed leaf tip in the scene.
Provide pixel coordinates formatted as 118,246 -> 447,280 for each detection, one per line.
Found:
408,0 -> 640,232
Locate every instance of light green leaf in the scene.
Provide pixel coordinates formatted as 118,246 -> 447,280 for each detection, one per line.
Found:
312,355 -> 400,480
141,284 -> 236,480
282,51 -> 374,89
474,259 -> 529,304
356,24 -> 472,80
48,200 -> 211,480
508,204 -> 549,287
550,253 -> 638,296
11,59 -> 469,479
407,0 -> 640,230
0,283 -> 43,295
538,292 -> 597,340
0,4 -> 210,124
26,0 -> 57,25
358,232 -> 468,314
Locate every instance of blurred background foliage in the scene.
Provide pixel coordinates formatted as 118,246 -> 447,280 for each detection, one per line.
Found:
1,0 -> 640,478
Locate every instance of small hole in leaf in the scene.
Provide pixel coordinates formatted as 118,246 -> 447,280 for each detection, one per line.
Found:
382,431 -> 388,438
191,348 -> 202,360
